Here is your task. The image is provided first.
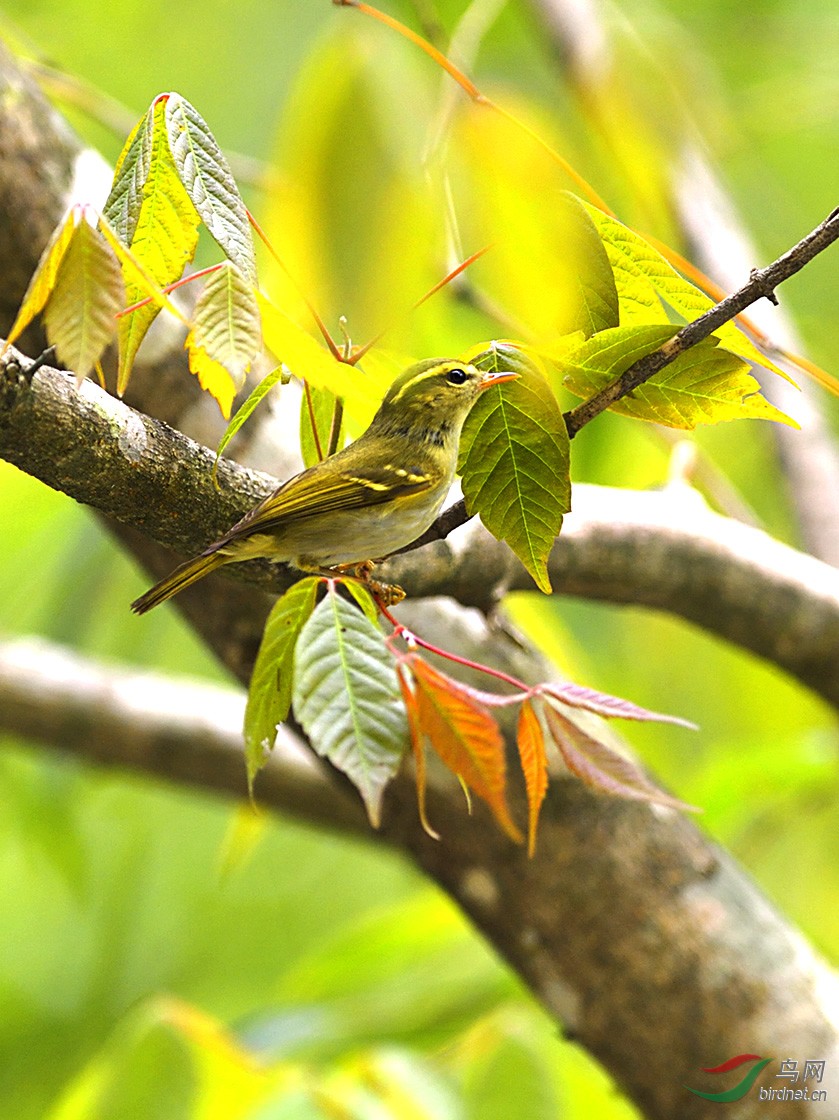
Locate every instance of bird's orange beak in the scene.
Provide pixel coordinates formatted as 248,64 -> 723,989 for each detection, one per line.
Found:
477,369 -> 519,390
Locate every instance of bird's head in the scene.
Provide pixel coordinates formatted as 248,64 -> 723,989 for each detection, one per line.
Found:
373,358 -> 517,439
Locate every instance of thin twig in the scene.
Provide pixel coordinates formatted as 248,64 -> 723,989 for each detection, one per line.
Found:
563,206 -> 839,437
394,205 -> 839,552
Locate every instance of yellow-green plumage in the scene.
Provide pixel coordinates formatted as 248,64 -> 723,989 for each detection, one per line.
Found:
131,358 -> 515,614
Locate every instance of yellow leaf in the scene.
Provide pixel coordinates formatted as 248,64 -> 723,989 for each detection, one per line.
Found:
5,207 -> 78,350
584,204 -> 798,387
98,213 -> 187,324
186,334 -> 238,418
559,325 -> 798,429
43,218 -> 125,381
189,262 -> 261,395
257,292 -> 381,429
114,97 -> 200,393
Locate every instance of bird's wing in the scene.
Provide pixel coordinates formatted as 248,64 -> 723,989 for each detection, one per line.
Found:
231,461 -> 435,537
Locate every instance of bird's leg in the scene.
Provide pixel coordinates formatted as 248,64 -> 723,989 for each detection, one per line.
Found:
332,561 -> 406,607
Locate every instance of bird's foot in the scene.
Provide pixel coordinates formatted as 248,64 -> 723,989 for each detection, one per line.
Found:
332,561 -> 406,607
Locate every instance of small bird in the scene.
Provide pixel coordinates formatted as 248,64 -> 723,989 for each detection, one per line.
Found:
131,357 -> 516,614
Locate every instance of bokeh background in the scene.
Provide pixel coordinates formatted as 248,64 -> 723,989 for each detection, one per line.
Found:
0,1 -> 837,1116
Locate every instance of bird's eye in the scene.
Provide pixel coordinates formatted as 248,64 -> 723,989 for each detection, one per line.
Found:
446,367 -> 468,385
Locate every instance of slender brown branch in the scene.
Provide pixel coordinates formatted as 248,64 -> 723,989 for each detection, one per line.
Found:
398,209 -> 839,546
563,206 -> 839,436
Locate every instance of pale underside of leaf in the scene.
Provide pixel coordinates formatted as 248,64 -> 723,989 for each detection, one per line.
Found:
43,219 -> 125,380
165,93 -> 257,285
540,681 -> 696,729
542,700 -> 695,812
103,104 -> 154,246
292,588 -> 408,826
188,261 -> 262,400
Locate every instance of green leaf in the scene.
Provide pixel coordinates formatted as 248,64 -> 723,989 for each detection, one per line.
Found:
114,97 -> 201,393
558,324 -> 798,428
583,203 -> 796,384
43,218 -> 125,381
464,1030 -> 560,1120
557,192 -> 619,337
164,93 -> 257,285
292,584 -> 408,826
244,577 -> 319,790
299,383 -> 343,467
213,363 -> 286,483
460,343 -> 570,593
185,261 -> 262,414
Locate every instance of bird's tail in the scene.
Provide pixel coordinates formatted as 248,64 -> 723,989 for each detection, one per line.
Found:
131,549 -> 227,615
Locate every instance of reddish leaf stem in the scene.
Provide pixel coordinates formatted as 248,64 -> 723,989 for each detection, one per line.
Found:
115,263 -> 222,318
376,598 -> 530,694
333,0 -> 483,100
246,209 -> 344,362
303,380 -> 325,462
350,244 -> 492,363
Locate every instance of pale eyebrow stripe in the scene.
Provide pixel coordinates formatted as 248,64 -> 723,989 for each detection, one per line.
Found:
388,362 -> 459,403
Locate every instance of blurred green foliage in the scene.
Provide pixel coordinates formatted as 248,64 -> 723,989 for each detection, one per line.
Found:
0,0 -> 837,1116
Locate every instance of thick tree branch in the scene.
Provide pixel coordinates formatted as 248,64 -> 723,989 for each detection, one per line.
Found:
387,485 -> 839,709
0,637 -> 368,835
3,623 -> 838,1120
3,354 -> 838,710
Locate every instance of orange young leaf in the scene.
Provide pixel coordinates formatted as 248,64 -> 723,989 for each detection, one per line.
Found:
398,667 -> 439,841
408,656 -> 522,843
517,699 -> 549,858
